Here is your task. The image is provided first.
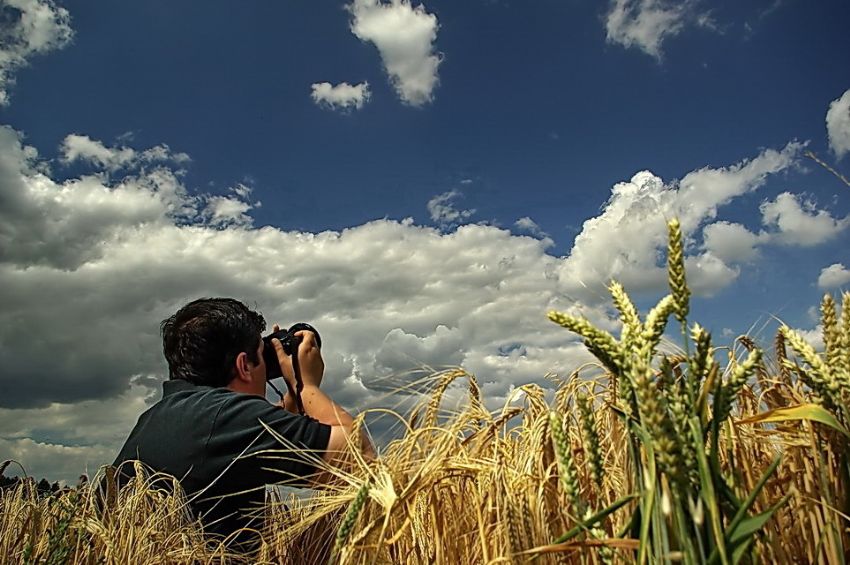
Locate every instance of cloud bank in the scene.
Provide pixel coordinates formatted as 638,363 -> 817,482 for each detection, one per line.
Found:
1,123 -> 839,482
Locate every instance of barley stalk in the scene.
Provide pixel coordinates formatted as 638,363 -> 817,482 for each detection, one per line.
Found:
425,370 -> 466,429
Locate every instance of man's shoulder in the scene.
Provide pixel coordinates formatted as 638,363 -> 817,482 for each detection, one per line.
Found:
160,380 -> 243,407
158,380 -> 284,426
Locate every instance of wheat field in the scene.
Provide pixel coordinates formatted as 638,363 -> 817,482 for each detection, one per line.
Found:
2,219 -> 849,564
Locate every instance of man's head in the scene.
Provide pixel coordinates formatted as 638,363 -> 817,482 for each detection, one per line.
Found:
161,298 -> 267,388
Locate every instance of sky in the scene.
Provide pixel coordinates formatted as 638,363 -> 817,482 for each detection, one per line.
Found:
0,0 -> 848,483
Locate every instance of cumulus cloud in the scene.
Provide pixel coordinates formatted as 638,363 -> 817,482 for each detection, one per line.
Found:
760,192 -> 850,246
557,142 -> 802,301
604,0 -> 712,59
700,193 -> 848,263
427,189 -> 475,228
0,124 -> 838,483
826,88 -> 850,160
818,263 -> 850,289
0,125 -> 598,480
60,134 -> 191,172
0,0 -> 73,105
348,0 -> 441,106
311,81 -> 371,111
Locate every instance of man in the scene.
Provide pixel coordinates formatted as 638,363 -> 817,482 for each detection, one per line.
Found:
113,297 -> 371,549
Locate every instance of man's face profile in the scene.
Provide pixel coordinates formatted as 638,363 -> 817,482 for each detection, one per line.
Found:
247,336 -> 267,396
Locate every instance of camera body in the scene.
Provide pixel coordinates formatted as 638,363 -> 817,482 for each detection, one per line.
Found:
262,323 -> 321,380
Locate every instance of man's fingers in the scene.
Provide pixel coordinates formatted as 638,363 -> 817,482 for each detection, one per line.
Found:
271,338 -> 288,361
294,330 -> 319,350
273,323 -> 281,332
271,338 -> 296,386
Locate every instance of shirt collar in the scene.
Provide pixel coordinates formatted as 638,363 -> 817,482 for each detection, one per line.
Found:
162,378 -> 202,396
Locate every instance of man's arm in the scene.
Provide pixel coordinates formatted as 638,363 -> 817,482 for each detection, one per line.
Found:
271,331 -> 376,467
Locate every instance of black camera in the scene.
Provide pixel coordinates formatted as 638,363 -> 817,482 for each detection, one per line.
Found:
262,323 -> 321,381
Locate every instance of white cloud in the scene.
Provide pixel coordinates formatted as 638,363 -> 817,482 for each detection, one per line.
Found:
701,221 -> 763,263
0,0 -> 73,105
796,324 -> 824,351
760,192 -> 850,246
826,88 -> 850,160
348,0 -> 441,106
0,124 -> 835,483
61,135 -> 136,170
0,125 -> 595,481
818,263 -> 850,289
427,189 -> 475,228
700,193 -> 848,264
61,134 -> 191,172
201,183 -> 257,229
556,142 -> 802,301
203,196 -> 253,228
0,437 -> 115,483
311,81 -> 371,111
604,0 -> 711,59
0,380 -> 155,480
514,217 -> 550,239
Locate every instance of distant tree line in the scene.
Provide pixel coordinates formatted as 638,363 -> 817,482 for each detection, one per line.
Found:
0,461 -> 88,494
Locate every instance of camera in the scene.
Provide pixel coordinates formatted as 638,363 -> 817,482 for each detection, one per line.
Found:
262,323 -> 321,380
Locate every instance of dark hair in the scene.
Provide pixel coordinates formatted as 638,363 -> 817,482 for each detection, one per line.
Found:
161,298 -> 266,387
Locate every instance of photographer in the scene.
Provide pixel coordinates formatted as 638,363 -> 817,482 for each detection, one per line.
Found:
112,297 -> 373,550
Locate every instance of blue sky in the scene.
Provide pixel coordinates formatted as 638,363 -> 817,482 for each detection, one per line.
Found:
0,0 -> 848,482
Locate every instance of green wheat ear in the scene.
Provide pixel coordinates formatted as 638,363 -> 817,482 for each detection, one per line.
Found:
715,347 -> 763,424
577,393 -> 604,489
610,281 -> 641,346
549,411 -> 583,518
780,324 -> 840,398
840,292 -> 850,377
666,218 -> 690,324
822,294 -> 840,371
547,311 -> 623,371
333,481 -> 370,560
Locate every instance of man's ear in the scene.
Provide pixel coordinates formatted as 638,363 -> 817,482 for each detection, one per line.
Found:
233,351 -> 253,383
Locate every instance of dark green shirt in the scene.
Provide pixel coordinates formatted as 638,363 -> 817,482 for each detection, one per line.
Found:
113,379 -> 331,547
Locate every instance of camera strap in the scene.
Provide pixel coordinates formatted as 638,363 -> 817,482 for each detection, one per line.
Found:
289,342 -> 306,415
266,338 -> 307,416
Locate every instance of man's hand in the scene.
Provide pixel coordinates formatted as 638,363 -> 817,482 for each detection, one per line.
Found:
271,327 -> 324,391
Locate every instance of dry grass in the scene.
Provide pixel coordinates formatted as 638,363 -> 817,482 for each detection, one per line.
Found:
2,220 -> 849,564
